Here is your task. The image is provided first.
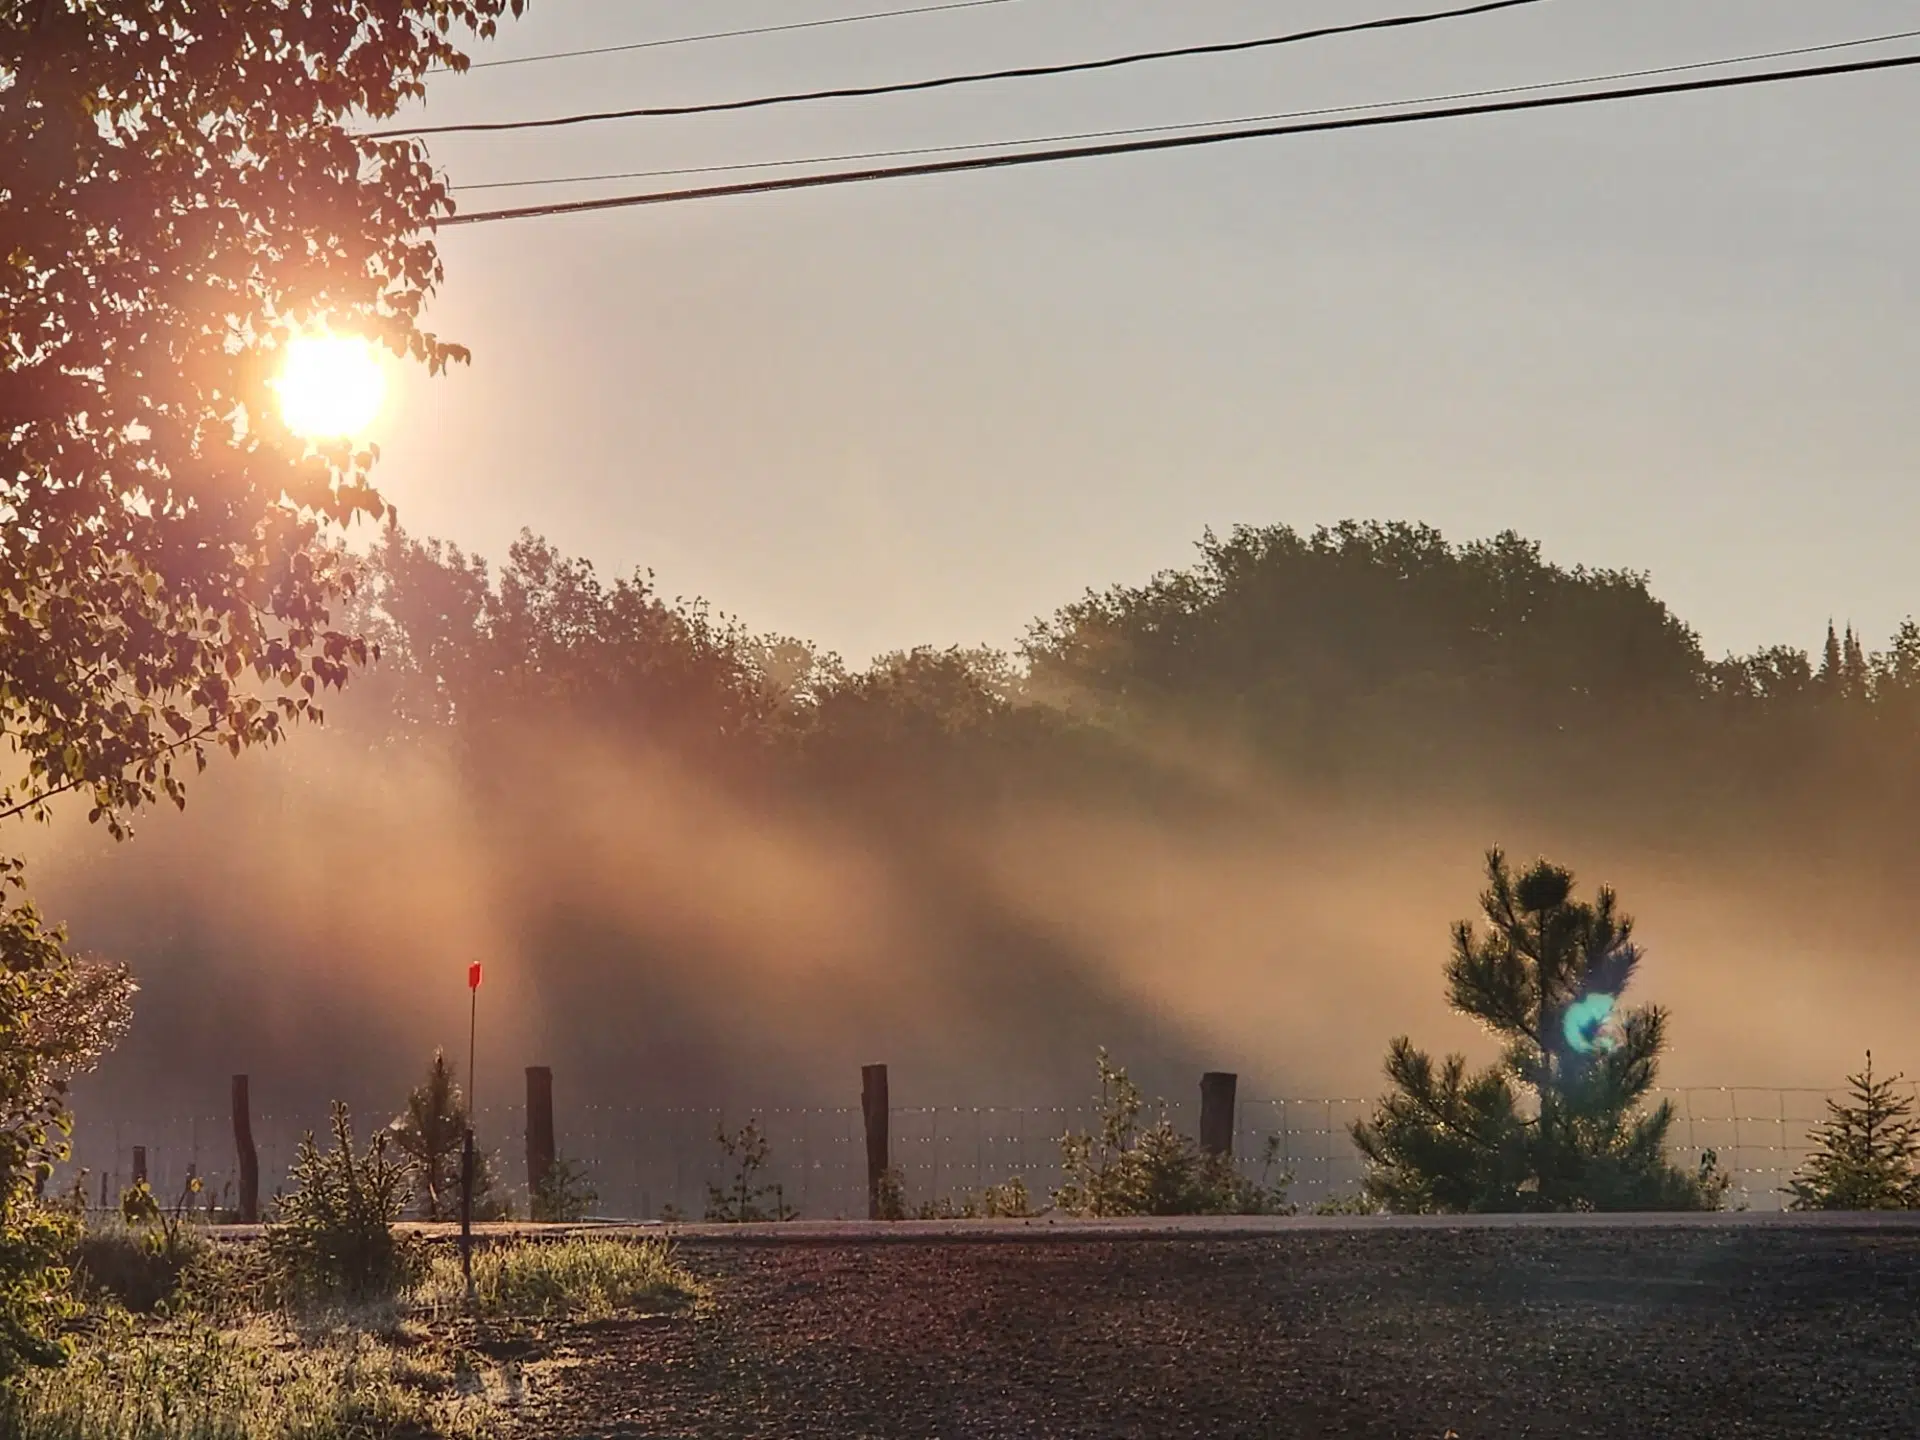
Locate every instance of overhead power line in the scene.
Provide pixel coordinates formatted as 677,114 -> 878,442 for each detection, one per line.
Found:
451,27 -> 1920,193
437,52 -> 1920,227
371,0 -> 1554,138
441,0 -> 1025,73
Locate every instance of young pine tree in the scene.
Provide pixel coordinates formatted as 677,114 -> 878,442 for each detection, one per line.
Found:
388,1050 -> 504,1221
1352,848 -> 1725,1213
1787,1052 -> 1919,1211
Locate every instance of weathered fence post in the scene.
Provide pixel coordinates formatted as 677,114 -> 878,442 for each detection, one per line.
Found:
131,1145 -> 148,1189
1200,1071 -> 1238,1158
861,1064 -> 889,1219
232,1074 -> 259,1223
526,1065 -> 556,1210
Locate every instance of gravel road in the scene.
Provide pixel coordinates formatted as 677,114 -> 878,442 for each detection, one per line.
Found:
526,1222 -> 1920,1439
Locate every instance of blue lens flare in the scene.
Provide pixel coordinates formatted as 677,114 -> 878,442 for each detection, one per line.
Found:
1562,992 -> 1619,1055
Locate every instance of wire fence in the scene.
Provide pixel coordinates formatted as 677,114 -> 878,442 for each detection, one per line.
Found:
60,1083 -> 1900,1220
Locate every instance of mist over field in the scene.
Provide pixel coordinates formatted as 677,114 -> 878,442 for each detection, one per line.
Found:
44,520 -> 1920,1139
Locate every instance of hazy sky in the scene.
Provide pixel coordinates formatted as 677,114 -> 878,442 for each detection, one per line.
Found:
369,0 -> 1920,664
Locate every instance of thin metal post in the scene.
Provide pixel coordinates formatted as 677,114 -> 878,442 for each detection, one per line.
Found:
460,1128 -> 475,1296
461,963 -> 480,1303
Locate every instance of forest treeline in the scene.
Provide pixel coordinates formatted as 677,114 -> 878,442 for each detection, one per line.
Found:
52,517 -> 1920,1122
347,518 -> 1920,858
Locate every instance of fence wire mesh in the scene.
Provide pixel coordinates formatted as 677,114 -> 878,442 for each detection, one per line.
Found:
63,1083 -> 1909,1220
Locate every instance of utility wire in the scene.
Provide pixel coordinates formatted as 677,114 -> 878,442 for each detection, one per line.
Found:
451,27 -> 1920,193
440,0 -> 1025,73
371,0 -> 1554,138
437,52 -> 1920,226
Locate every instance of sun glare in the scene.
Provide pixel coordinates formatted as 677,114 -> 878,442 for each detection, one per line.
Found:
273,333 -> 386,440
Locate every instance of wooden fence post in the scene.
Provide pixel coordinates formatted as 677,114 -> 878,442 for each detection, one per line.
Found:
861,1064 -> 889,1220
525,1065 -> 555,1210
131,1145 -> 147,1188
1200,1071 -> 1238,1158
232,1074 -> 259,1223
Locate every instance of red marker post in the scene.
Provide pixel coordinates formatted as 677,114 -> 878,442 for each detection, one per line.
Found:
461,962 -> 482,1303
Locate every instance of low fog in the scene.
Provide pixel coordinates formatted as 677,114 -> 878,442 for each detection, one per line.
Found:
39,520 -> 1920,1210
44,710 -> 1916,1123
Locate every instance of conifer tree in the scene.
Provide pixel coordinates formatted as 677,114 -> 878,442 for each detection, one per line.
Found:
1817,621 -> 1844,695
389,1050 -> 503,1221
1352,849 -> 1726,1212
1842,626 -> 1870,702
1787,1052 -> 1919,1211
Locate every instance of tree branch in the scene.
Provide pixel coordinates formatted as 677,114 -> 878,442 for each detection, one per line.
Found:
0,719 -> 221,826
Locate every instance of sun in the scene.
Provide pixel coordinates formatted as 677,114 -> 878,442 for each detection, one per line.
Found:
272,333 -> 386,440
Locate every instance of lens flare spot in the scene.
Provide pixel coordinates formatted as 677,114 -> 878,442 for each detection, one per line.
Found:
272,333 -> 386,440
1563,992 -> 1619,1055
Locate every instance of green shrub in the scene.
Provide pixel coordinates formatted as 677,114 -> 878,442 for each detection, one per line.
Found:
1054,1051 -> 1294,1217
874,1166 -> 908,1221
0,877 -> 132,1376
912,1177 -> 1038,1220
418,1237 -> 698,1322
0,1204 -> 78,1377
71,1178 -> 214,1314
980,1177 -> 1035,1217
71,1227 -> 201,1316
703,1120 -> 796,1223
266,1103 -> 423,1309
1311,1190 -> 1386,1216
529,1154 -> 597,1223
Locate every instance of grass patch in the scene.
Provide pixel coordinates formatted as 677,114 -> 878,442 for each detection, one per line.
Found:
70,1220 -> 209,1314
417,1236 -> 700,1322
0,1314 -> 500,1440
16,1225 -> 696,1438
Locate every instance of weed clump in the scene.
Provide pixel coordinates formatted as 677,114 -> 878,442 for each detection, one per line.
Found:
704,1119 -> 796,1222
1053,1050 -> 1293,1217
71,1177 -> 222,1316
911,1176 -> 1038,1220
529,1154 -> 597,1223
265,1102 -> 423,1309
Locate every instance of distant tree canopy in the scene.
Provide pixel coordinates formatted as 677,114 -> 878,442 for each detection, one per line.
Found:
1028,520 -> 1704,734
1025,521 -> 1920,818
350,529 -> 1036,782
336,519 -> 1920,861
358,529 -> 781,747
